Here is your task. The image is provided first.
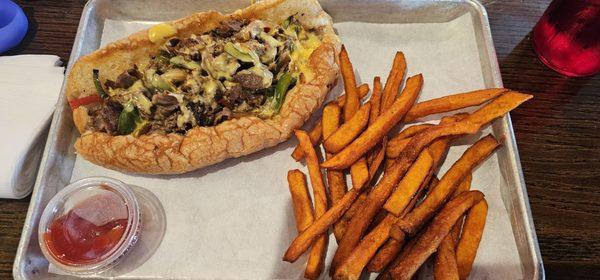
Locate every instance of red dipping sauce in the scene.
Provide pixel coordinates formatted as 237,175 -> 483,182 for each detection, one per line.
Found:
44,205 -> 128,264
39,177 -> 140,274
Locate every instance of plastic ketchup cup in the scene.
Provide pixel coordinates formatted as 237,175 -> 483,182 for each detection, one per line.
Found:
38,177 -> 141,275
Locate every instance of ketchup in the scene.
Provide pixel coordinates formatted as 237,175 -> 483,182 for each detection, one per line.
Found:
43,188 -> 129,265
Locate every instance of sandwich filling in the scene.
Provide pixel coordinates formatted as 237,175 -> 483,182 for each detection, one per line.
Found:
76,16 -> 322,136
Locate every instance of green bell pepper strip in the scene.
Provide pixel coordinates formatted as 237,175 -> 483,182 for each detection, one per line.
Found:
92,69 -> 108,99
272,72 -> 296,113
170,56 -> 201,70
117,102 -> 141,135
224,42 -> 255,63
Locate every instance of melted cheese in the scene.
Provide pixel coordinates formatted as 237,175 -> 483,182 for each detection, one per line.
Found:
177,105 -> 195,128
148,23 -> 177,44
290,32 -> 321,82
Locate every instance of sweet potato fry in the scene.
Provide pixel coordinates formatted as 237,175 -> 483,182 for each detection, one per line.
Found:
292,84 -> 496,161
333,215 -> 396,279
283,188 -> 360,262
295,130 -> 329,278
450,174 -> 472,244
380,191 -> 485,280
288,170 -> 314,232
336,192 -> 368,241
324,103 -> 371,153
369,177 -> 440,272
370,209 -> 390,232
394,135 -> 499,236
295,130 -> 328,216
428,139 -> 451,169
386,136 -> 484,244
323,103 -> 343,139
330,156 -> 414,273
428,176 -> 441,190
366,177 -> 431,272
331,172 -> 349,242
382,52 -> 407,110
367,147 -> 446,273
386,137 -> 411,158
434,233 -> 460,280
357,83 -> 370,100
404,88 -> 508,122
386,123 -> 433,158
453,174 -> 473,198
333,150 -> 434,279
370,76 -> 383,125
465,91 -> 532,126
331,118 -> 463,272
368,141 -> 387,180
342,76 -> 372,189
367,141 -> 386,179
387,114 -> 464,158
322,74 -> 423,168
350,157 -> 369,190
324,92 -> 531,271
364,76 -> 384,183
322,103 -> 348,242
291,121 -> 323,161
434,175 -> 470,280
367,238 -> 403,273
305,236 -> 328,279
456,199 -> 488,280
384,151 -> 434,216
340,45 -> 360,121
288,169 -> 326,279
341,83 -> 370,107
386,134 -> 453,161
344,177 -> 438,277
291,85 -> 369,161
388,91 -> 530,160
393,123 -> 435,140
428,114 -> 468,167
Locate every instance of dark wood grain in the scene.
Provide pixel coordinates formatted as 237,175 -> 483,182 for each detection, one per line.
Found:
486,1 -> 600,279
1,0 -> 599,279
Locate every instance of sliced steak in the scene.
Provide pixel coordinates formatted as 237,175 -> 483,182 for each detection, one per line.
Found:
233,73 -> 265,90
146,112 -> 178,134
152,93 -> 180,118
214,19 -> 245,38
115,67 -> 142,88
91,100 -> 122,135
217,84 -> 243,109
214,107 -> 232,125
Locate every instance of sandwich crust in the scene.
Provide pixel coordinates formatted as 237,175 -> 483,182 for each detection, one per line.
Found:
67,0 -> 340,174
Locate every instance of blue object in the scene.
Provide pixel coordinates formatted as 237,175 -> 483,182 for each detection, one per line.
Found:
0,0 -> 28,53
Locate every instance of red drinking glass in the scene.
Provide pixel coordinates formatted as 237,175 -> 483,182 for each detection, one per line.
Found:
532,0 -> 600,77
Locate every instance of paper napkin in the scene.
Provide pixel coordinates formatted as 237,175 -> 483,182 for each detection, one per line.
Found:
0,55 -> 64,199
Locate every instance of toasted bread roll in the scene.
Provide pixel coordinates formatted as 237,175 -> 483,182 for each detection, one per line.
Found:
67,0 -> 341,174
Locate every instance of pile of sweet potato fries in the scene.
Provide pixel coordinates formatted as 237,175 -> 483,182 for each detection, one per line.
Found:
284,45 -> 532,280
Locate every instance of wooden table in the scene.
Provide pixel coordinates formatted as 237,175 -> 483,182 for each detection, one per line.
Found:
1,0 -> 598,279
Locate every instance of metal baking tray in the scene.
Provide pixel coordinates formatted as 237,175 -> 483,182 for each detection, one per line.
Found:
14,0 -> 544,279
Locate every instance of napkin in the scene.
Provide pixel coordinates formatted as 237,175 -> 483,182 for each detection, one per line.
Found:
0,55 -> 64,199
